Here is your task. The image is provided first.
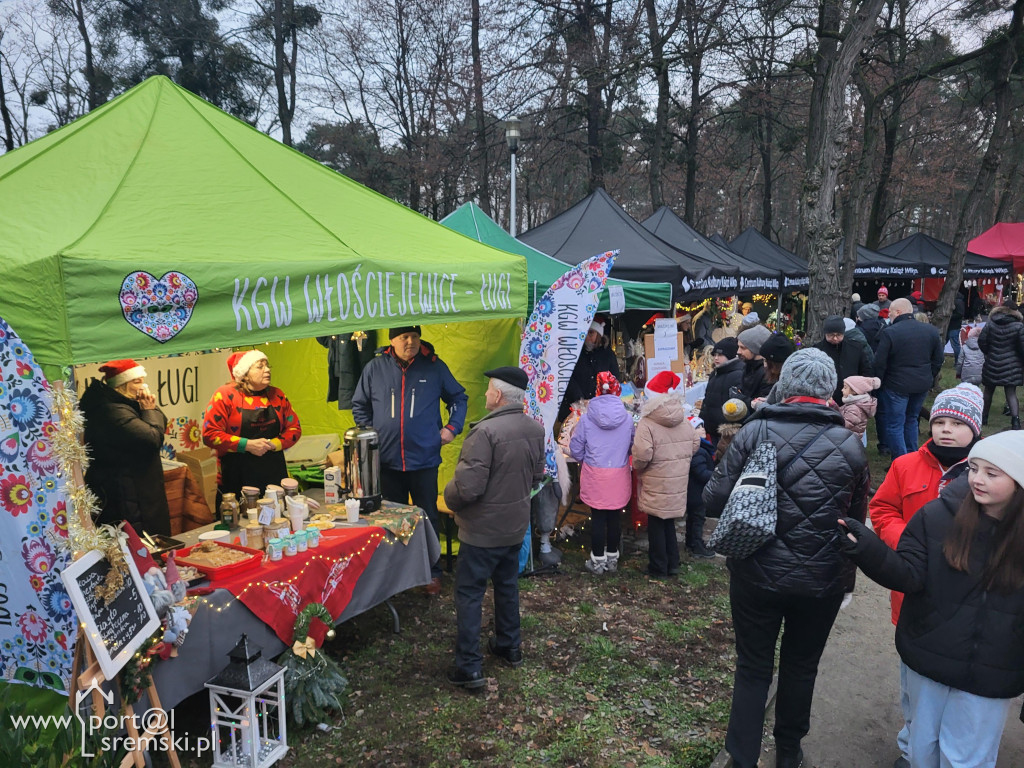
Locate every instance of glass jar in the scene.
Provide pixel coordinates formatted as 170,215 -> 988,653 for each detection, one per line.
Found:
244,523 -> 265,551
267,537 -> 283,561
241,486 -> 261,514
219,493 -> 239,529
283,535 -> 298,557
294,530 -> 308,552
306,527 -> 321,548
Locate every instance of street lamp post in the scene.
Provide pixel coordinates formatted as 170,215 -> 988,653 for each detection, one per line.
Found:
505,117 -> 521,237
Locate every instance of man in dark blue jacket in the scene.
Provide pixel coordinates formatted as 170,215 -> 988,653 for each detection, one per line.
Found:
352,326 -> 469,592
874,299 -> 944,458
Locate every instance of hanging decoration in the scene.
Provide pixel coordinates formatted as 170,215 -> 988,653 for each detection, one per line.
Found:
277,602 -> 348,726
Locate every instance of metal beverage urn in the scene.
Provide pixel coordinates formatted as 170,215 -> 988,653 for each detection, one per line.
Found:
343,426 -> 381,513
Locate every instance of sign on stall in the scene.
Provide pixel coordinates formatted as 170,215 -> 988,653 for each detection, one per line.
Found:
607,285 -> 625,315
653,318 -> 678,361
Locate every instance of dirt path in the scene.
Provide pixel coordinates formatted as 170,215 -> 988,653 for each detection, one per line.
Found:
753,574 -> 1024,767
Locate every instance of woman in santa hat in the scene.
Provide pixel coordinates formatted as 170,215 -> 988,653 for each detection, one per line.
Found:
80,359 -> 171,535
202,349 -> 302,499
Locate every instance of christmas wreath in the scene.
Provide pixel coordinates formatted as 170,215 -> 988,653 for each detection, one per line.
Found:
277,603 -> 348,726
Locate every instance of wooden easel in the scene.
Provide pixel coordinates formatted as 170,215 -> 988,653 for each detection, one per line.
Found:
58,381 -> 180,768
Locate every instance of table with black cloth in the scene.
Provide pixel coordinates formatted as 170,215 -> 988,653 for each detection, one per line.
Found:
150,510 -> 439,711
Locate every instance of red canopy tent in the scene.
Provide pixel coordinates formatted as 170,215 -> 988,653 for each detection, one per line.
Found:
968,223 -> 1024,270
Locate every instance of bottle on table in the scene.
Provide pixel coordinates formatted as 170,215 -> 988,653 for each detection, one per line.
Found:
219,492 -> 239,530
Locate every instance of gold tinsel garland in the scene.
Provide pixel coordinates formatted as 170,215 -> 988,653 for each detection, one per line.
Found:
49,382 -> 129,605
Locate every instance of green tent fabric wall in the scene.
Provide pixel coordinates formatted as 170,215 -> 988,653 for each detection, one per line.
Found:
441,202 -> 672,313
263,318 -> 522,489
0,77 -> 527,370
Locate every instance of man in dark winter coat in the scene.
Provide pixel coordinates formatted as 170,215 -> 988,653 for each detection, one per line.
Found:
856,303 -> 884,351
946,291 -> 967,360
352,326 -> 469,592
977,303 -> 1024,429
560,317 -> 620,421
704,348 -> 869,768
81,360 -> 171,535
874,299 -> 945,458
444,367 -> 545,689
685,418 -> 716,557
701,337 -> 745,444
814,315 -> 874,404
736,325 -> 773,407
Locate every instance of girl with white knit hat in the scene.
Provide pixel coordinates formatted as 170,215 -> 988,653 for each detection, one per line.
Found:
841,430 -> 1024,767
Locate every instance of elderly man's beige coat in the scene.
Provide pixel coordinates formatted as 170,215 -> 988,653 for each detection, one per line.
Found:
632,394 -> 699,519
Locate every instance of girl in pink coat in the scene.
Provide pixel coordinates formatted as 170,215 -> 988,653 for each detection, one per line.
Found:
570,372 -> 634,574
838,375 -> 880,442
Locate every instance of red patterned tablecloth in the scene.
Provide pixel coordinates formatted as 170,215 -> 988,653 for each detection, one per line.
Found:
215,527 -> 383,644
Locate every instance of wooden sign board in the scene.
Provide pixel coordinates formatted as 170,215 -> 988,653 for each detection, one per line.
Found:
61,546 -> 160,680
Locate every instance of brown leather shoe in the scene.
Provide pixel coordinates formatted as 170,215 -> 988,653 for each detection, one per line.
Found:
423,577 -> 442,596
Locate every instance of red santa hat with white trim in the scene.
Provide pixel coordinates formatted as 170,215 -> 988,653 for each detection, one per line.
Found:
228,350 -> 268,382
644,370 -> 682,399
99,359 -> 147,388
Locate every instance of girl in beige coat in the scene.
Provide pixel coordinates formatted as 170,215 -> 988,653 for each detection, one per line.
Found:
633,371 -> 700,576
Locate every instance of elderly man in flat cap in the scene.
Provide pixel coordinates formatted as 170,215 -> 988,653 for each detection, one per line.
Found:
352,326 -> 469,594
443,366 -> 545,690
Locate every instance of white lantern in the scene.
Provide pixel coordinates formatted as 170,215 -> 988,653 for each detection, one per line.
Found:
206,634 -> 287,767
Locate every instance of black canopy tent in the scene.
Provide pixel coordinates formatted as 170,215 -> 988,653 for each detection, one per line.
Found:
642,208 -> 781,293
879,232 -> 1011,279
728,227 -> 810,290
519,189 -> 740,303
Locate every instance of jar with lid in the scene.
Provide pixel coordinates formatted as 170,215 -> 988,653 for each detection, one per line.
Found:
267,537 -> 283,561
281,478 -> 300,502
265,517 -> 290,542
244,523 -> 265,551
294,530 -> 308,552
219,493 -> 239,529
240,486 -> 261,514
283,535 -> 298,557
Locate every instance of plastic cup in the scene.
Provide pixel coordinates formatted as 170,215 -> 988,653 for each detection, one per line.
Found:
345,498 -> 360,523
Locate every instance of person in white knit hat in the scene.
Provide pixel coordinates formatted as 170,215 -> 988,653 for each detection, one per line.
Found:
560,315 -> 620,421
840,429 -> 1024,768
81,359 -> 171,534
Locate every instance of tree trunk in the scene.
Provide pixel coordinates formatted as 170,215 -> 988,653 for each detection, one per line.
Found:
471,0 -> 491,214
0,36 -> 13,152
643,0 -> 670,211
799,0 -> 886,342
273,0 -> 293,146
932,0 -> 1024,336
683,61 -> 701,223
72,0 -> 101,111
758,111 -> 773,236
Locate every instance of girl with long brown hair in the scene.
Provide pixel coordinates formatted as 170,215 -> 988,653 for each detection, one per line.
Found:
840,430 -> 1024,767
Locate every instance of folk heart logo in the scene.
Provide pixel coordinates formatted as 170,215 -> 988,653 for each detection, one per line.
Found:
119,271 -> 198,342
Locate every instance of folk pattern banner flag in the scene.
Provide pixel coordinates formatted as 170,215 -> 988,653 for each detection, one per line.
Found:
0,316 -> 76,693
520,251 -> 617,478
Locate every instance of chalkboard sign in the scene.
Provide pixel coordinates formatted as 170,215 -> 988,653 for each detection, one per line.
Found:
61,546 -> 160,679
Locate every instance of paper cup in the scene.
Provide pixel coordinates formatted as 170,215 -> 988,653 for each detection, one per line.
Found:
345,498 -> 360,523
289,510 -> 306,533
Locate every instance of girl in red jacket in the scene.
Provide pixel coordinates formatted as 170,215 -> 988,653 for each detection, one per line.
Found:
868,382 -> 982,767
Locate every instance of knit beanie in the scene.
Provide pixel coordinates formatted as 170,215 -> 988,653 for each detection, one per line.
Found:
844,375 -> 880,396
688,415 -> 704,430
857,303 -> 879,322
930,383 -> 984,437
843,318 -> 856,332
740,312 -> 761,329
777,348 -> 837,400
738,325 -> 772,356
596,371 -> 622,397
712,337 -> 739,359
968,431 -> 1024,488
968,326 -> 982,339
823,315 -> 846,335
722,398 -> 748,423
760,333 -> 795,363
389,326 -> 422,339
877,285 -> 889,297
851,293 -> 861,303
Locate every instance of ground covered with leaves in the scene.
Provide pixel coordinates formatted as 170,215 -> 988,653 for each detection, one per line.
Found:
269,540 -> 733,768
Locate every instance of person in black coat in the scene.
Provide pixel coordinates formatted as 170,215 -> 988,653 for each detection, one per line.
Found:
703,349 -> 869,768
702,337 -> 745,444
316,330 -> 377,409
813,315 -> 874,404
559,318 -> 620,421
856,303 -> 884,351
736,325 -> 773,408
685,419 -> 716,557
977,304 -> 1024,429
874,299 -> 945,457
839,431 -> 1024,767
81,359 -> 171,535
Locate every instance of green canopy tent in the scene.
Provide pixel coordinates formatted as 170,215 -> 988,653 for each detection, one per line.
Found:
0,76 -> 527,373
440,201 -> 673,313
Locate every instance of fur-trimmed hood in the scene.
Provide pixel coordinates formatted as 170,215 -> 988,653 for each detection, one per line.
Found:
640,390 -> 688,426
989,305 -> 1023,323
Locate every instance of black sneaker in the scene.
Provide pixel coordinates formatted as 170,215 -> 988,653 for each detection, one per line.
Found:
487,637 -> 523,668
689,542 -> 716,559
446,666 -> 486,689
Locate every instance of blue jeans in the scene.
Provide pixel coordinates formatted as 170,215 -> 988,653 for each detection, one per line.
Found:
903,663 -> 1013,767
878,388 -> 928,458
947,325 -> 962,361
454,542 -> 521,675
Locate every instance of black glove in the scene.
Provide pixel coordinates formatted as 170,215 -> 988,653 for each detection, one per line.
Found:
837,517 -> 866,554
